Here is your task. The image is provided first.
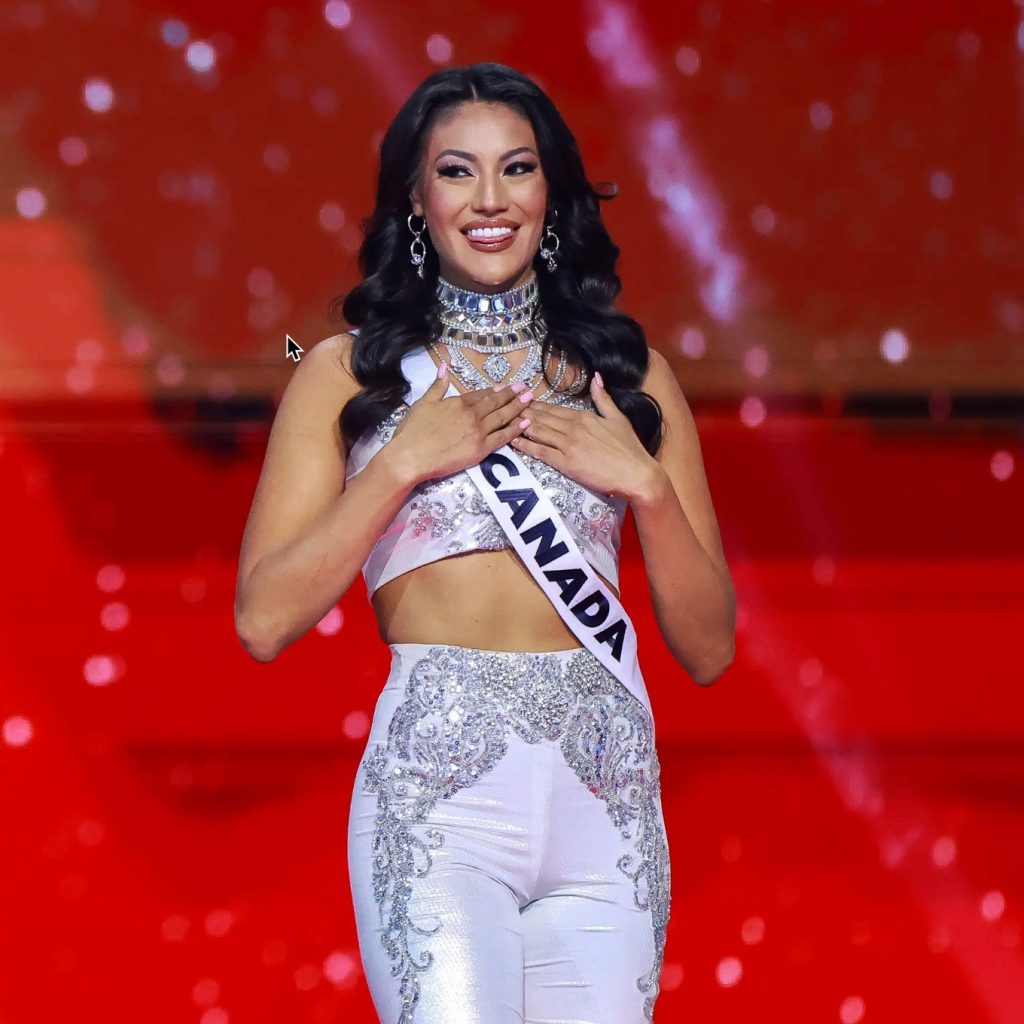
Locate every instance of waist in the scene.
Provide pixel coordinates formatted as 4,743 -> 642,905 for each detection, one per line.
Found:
371,549 -> 619,651
383,641 -> 636,724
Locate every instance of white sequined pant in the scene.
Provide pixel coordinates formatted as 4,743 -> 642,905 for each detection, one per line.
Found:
347,642 -> 672,1024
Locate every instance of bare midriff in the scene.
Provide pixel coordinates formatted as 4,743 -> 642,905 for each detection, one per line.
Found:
371,548 -> 620,653
369,350 -> 615,653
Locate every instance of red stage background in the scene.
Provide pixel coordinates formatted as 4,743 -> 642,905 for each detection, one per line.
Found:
1,1 -> 1022,1022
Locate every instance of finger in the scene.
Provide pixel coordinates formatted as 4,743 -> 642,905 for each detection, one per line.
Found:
520,415 -> 569,449
481,387 -> 535,433
490,412 -> 533,451
421,360 -> 451,400
590,371 -> 625,419
524,395 -> 581,419
523,401 -> 579,429
509,434 -> 566,468
460,380 -> 529,412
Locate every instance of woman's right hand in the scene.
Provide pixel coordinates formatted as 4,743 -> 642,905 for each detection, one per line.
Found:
382,362 -> 535,485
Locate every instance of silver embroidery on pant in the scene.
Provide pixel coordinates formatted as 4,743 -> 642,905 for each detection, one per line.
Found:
358,645 -> 671,1023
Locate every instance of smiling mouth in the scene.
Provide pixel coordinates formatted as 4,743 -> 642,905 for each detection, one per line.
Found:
463,226 -> 518,240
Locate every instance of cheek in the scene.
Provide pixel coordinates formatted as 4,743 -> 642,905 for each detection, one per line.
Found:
524,181 -> 548,218
521,184 -> 549,239
421,185 -> 460,226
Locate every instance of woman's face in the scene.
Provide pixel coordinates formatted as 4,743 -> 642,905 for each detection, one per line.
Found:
410,101 -> 548,294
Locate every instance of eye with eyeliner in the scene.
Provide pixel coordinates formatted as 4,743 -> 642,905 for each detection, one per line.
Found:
436,160 -> 538,178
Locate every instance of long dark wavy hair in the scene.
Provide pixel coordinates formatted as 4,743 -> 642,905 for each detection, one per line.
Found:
329,61 -> 664,457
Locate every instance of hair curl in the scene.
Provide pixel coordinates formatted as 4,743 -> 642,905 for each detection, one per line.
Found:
328,61 -> 663,456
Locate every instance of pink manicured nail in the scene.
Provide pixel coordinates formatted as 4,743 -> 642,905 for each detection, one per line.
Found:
492,383 -> 504,391
438,361 -> 448,379
510,382 -> 527,393
594,371 -> 603,387
519,391 -> 533,404
519,418 -> 530,429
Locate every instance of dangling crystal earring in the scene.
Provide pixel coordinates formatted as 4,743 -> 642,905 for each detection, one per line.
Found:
539,209 -> 560,271
408,212 -> 427,278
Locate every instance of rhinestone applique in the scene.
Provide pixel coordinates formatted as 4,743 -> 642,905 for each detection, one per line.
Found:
408,476 -> 508,554
358,645 -> 671,1023
375,403 -> 411,444
385,409 -> 620,559
517,450 -> 621,544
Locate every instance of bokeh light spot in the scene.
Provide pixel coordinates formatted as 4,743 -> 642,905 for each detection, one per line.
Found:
58,136 -> 89,166
990,450 -> 1014,482
809,100 -> 833,130
83,655 -> 119,687
839,995 -> 866,1023
324,1 -> 352,29
343,709 -> 370,740
716,955 -> 743,987
880,328 -> 910,363
931,835 -> 957,867
186,40 -> 217,74
674,46 -> 700,75
3,716 -> 34,748
739,395 -> 766,427
426,33 -> 453,64
96,564 -> 126,593
751,205 -> 776,235
82,77 -> 114,113
661,961 -> 684,990
192,978 -> 220,1007
204,908 -> 235,937
929,169 -> 953,200
743,345 -> 770,378
676,326 -> 706,359
981,890 -> 1006,922
16,187 -> 46,219
160,18 -> 189,48
323,949 -> 358,987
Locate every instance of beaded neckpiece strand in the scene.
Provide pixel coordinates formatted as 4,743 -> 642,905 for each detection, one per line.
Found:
430,271 -> 588,403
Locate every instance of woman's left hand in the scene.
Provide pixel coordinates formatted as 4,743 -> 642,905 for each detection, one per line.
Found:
509,372 -> 663,501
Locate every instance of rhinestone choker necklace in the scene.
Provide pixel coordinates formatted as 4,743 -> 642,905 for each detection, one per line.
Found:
434,272 -> 544,349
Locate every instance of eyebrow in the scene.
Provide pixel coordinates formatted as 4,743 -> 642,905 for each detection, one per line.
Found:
434,146 -> 537,163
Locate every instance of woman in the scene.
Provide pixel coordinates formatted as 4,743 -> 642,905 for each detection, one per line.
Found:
235,62 -> 735,1024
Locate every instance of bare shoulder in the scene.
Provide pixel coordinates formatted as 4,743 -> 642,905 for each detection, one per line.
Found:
270,328 -> 366,474
236,331 -> 362,592
297,331 -> 359,390
641,346 -> 696,433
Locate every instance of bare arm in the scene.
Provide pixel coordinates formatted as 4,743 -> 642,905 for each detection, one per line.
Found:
629,349 -> 736,685
234,334 -> 414,662
234,335 -> 533,663
505,348 -> 735,686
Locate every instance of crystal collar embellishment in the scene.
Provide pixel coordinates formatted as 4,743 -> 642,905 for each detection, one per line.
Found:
435,272 -> 540,334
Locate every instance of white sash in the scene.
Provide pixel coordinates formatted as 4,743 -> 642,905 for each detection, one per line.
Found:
461,448 -> 652,721
402,348 -> 653,722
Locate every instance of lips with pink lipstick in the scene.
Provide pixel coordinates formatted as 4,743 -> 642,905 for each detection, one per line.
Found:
462,218 -> 519,252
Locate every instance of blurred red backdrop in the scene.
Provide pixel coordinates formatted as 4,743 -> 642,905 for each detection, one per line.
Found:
1,1 -> 1022,1022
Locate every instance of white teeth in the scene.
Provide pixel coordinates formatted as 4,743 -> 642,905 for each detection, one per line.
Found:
467,226 -> 513,239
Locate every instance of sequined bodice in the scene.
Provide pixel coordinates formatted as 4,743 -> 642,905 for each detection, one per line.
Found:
345,341 -> 628,595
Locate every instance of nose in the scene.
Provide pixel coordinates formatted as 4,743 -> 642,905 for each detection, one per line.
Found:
471,170 -> 510,214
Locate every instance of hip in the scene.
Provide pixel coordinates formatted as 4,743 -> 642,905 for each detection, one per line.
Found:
360,640 -> 653,754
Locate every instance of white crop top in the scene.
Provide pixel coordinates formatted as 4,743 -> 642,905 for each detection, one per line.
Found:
344,341 -> 628,595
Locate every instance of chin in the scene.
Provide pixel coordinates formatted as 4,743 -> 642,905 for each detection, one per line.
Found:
446,260 -> 534,291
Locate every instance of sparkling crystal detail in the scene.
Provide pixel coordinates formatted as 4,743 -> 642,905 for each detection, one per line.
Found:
359,645 -> 671,1023
481,352 -> 511,381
